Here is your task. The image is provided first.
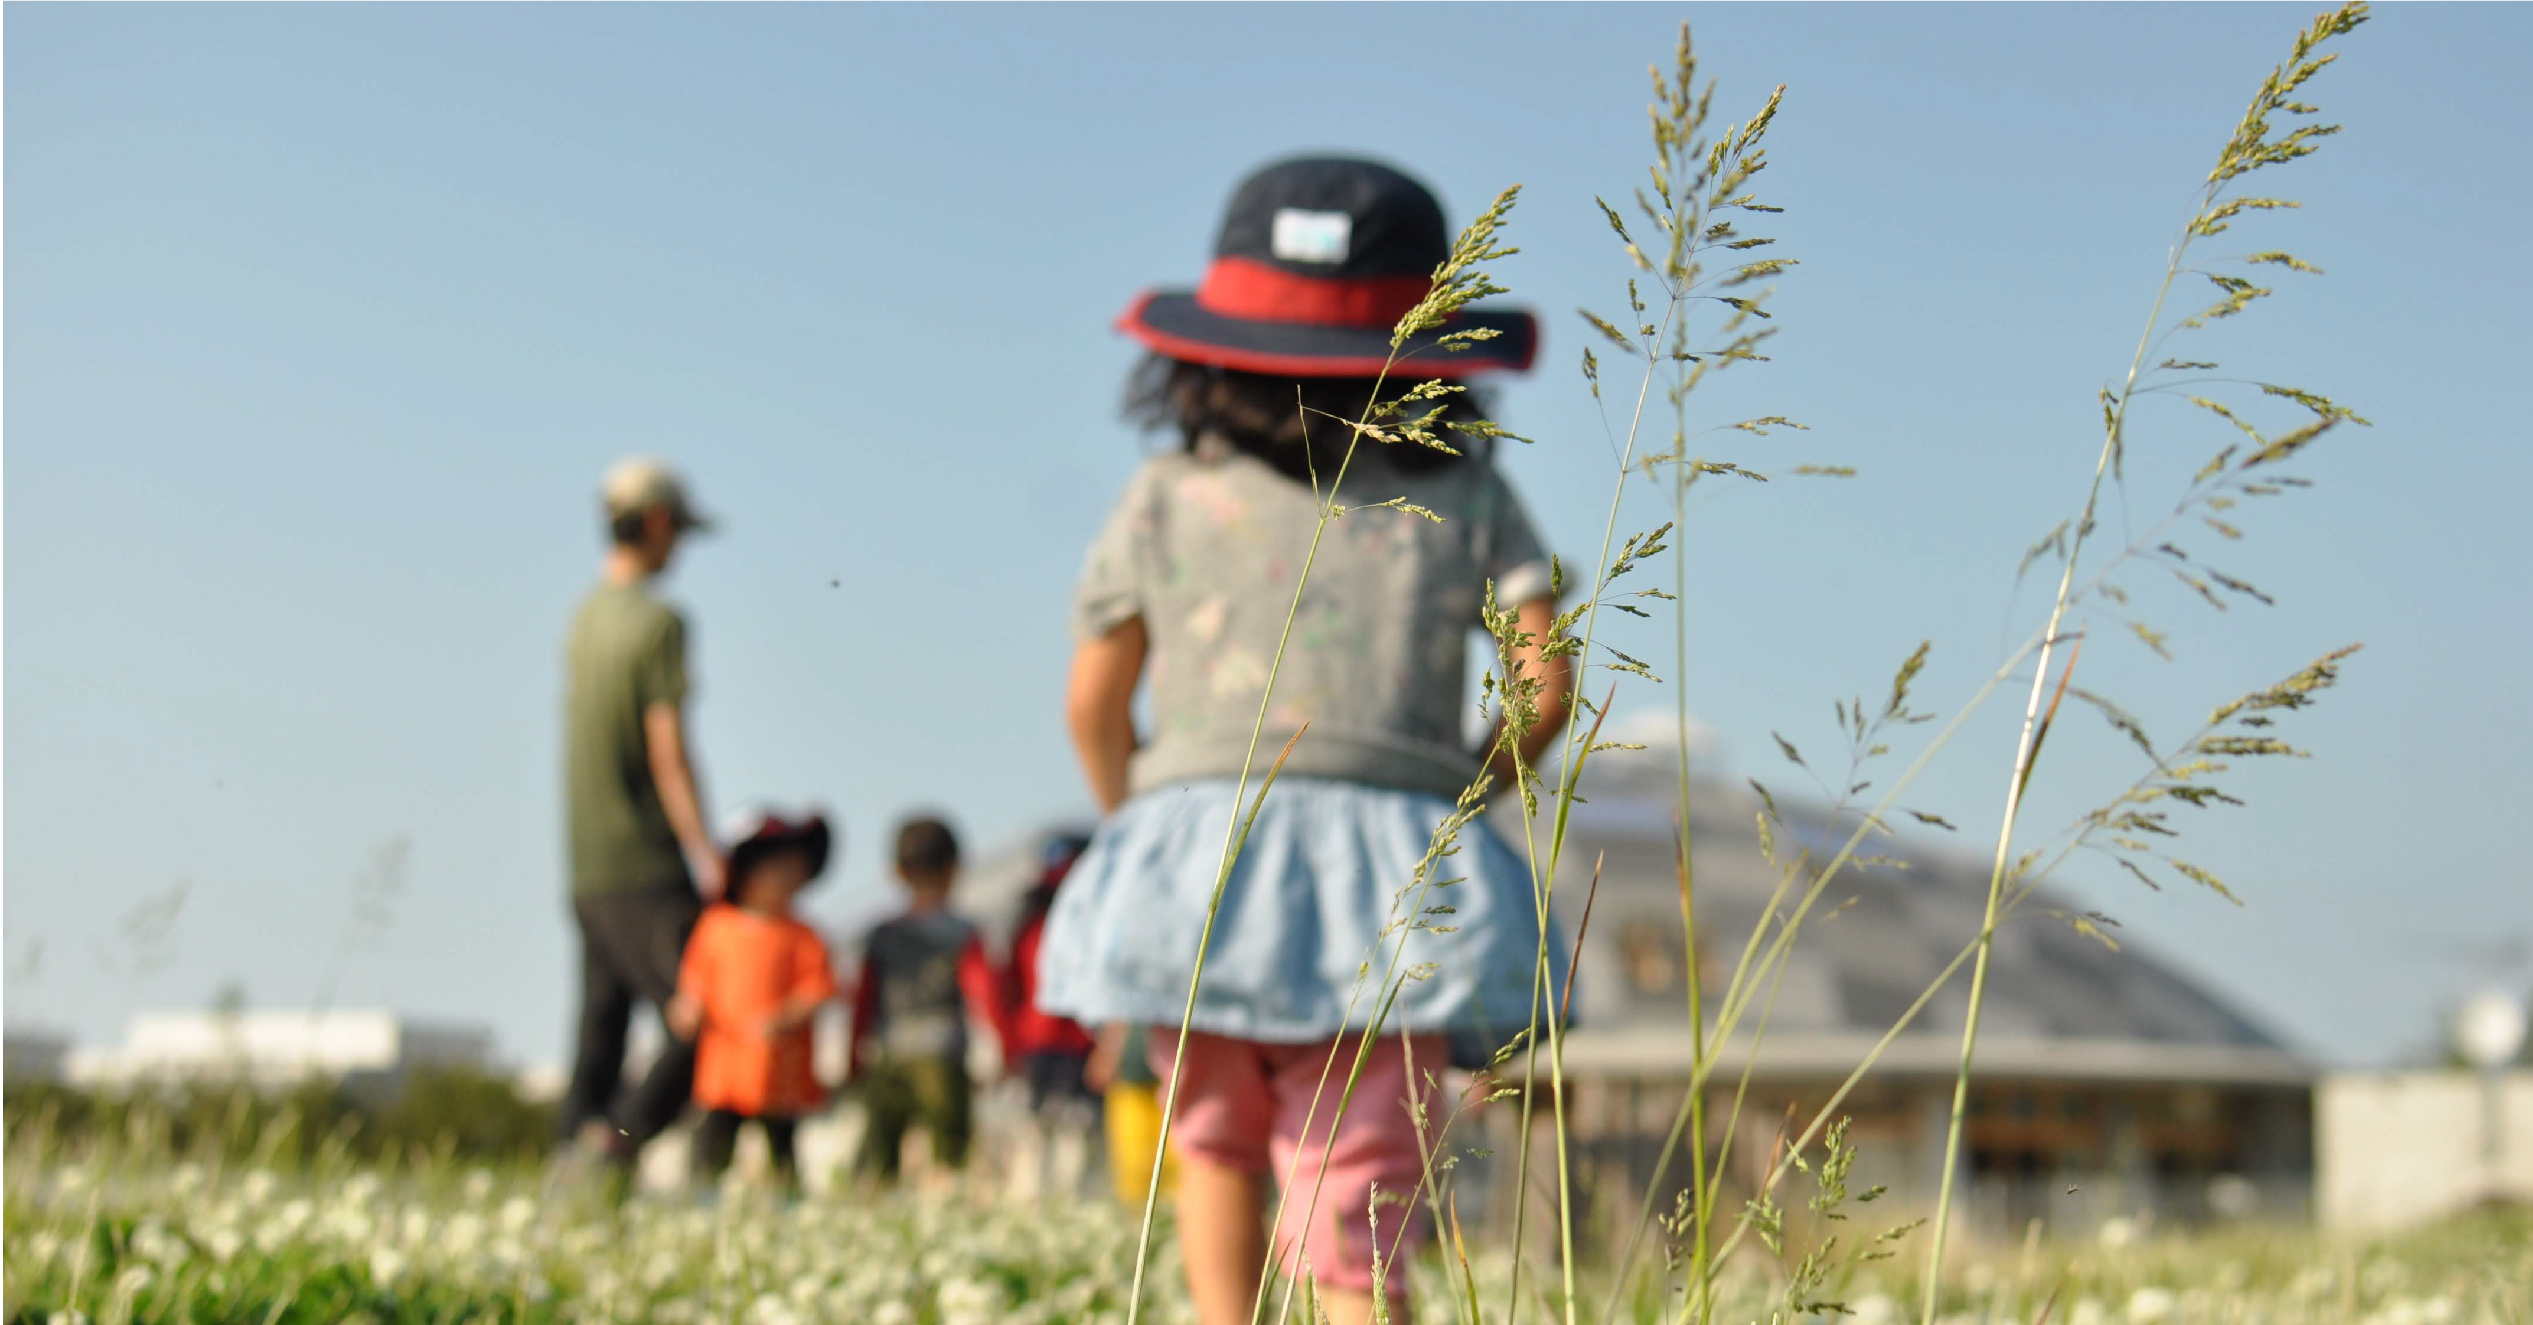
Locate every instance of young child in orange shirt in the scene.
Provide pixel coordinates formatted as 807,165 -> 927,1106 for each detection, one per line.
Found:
667,809 -> 838,1191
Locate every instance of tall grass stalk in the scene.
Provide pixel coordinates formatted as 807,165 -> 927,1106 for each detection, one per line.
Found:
1506,9 -> 2378,1321
1482,28 -> 1800,1324
1917,7 -> 2371,1315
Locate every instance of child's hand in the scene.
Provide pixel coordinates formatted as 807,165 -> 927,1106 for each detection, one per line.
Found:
1086,1023 -> 1125,1092
666,994 -> 703,1041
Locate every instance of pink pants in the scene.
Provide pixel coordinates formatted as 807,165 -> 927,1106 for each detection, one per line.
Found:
1149,1029 -> 1442,1295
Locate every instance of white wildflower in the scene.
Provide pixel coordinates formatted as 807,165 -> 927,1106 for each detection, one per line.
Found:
2128,1287 -> 2177,1323
498,1194 -> 537,1234
445,1211 -> 487,1255
203,1226 -> 244,1263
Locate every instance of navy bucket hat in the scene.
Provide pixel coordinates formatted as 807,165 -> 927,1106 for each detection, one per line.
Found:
1118,156 -> 1538,378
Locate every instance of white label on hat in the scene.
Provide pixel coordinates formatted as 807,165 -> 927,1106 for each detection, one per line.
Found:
1272,208 -> 1352,265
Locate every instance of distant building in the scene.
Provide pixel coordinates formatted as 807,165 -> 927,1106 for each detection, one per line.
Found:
65,1009 -> 495,1097
4,1027 -> 74,1084
1462,766 -> 2312,1240
2318,1069 -> 2532,1228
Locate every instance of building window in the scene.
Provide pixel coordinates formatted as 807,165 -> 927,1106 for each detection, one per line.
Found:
1617,921 -> 1679,996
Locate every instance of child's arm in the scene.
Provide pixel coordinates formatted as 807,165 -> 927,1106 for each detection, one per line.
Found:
1066,618 -> 1147,815
764,931 -> 842,1037
667,992 -> 704,1041
956,932 -> 1013,1070
846,947 -> 879,1077
1086,1022 -> 1126,1092
669,917 -> 713,1041
1484,594 -> 1572,783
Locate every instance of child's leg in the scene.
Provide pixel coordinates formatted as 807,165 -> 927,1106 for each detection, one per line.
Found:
856,1065 -> 911,1183
1179,1154 -> 1269,1325
914,1055 -> 975,1170
691,1108 -> 743,1185
1266,1033 -> 1443,1325
1148,1030 -> 1274,1325
760,1116 -> 801,1189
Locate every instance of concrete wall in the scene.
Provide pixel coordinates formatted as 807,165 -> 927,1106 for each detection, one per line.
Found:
2317,1070 -> 2533,1229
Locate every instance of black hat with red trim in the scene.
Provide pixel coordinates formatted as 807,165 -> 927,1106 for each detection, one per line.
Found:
1118,156 -> 1538,379
723,808 -> 835,887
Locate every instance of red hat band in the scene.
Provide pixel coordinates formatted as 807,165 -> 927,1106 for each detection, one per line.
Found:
1194,256 -> 1433,329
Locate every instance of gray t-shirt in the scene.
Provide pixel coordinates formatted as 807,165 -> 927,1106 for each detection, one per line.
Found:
1073,439 -> 1553,800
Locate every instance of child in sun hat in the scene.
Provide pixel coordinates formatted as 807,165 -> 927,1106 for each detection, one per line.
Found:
666,808 -> 838,1193
1035,155 -> 1573,1325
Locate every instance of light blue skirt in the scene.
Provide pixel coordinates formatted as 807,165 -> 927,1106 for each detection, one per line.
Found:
1036,777 -> 1569,1069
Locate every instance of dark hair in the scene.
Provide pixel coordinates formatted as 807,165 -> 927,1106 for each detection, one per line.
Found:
893,816 -> 961,879
1124,354 -> 1491,484
727,819 -> 834,900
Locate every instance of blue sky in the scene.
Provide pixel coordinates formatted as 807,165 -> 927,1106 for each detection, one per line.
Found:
8,3 -> 2527,1071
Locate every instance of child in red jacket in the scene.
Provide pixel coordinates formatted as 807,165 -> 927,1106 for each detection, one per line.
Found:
1007,833 -> 1098,1113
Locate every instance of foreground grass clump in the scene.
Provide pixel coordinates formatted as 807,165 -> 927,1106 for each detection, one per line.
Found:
5,1157 -> 2526,1324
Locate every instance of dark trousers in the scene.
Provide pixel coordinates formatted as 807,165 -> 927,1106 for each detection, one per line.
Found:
559,882 -> 703,1151
693,1109 -> 800,1186
1022,1051 -> 1102,1118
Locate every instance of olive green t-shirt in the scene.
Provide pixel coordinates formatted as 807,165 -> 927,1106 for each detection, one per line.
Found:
563,583 -> 692,895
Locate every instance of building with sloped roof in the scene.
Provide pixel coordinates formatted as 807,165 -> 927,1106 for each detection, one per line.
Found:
1514,759 -> 2311,1239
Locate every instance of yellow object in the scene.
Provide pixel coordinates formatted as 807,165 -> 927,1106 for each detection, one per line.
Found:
1105,1081 -> 1177,1205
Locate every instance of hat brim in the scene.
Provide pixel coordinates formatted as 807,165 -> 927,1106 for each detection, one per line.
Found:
730,819 -> 832,883
1120,291 -> 1537,379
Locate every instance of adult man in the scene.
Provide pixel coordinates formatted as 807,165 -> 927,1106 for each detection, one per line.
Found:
557,457 -> 722,1183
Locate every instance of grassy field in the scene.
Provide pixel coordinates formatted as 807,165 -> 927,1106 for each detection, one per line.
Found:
5,1152 -> 2525,1324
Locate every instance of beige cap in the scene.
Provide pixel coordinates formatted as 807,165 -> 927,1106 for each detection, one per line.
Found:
601,456 -> 713,532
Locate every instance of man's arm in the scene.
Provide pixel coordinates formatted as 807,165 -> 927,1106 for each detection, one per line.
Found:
1066,617 -> 1147,815
644,702 -> 721,897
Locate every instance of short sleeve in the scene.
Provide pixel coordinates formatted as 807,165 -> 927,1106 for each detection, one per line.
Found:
1071,464 -> 1160,642
1480,466 -> 1554,612
637,610 -> 691,710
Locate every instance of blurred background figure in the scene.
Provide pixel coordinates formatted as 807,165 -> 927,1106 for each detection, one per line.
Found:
1005,833 -> 1104,1195
1090,1020 -> 1175,1209
668,809 -> 837,1197
849,814 -> 1010,1186
555,458 -> 722,1192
